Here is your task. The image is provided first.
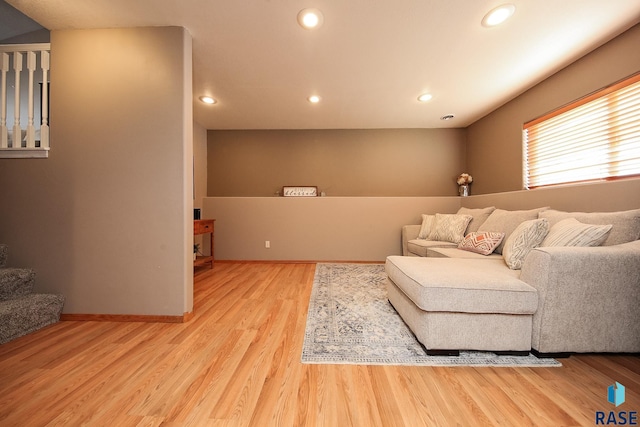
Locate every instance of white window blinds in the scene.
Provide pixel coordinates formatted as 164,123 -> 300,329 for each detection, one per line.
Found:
523,73 -> 640,189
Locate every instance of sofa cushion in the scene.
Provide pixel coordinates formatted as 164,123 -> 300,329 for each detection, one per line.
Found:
385,256 -> 537,314
457,231 -> 505,255
428,213 -> 472,244
477,207 -> 549,254
539,208 -> 640,246
502,218 -> 550,270
456,206 -> 496,234
426,247 -> 503,259
407,239 -> 457,257
541,217 -> 612,247
418,214 -> 435,239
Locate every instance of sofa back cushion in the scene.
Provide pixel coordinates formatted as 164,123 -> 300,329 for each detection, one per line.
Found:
539,208 -> 640,246
477,207 -> 549,254
456,206 -> 496,234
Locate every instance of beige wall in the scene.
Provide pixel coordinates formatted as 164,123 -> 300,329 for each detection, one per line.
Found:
203,197 -> 461,261
0,27 -> 193,316
204,178 -> 640,261
467,23 -> 640,194
461,178 -> 640,213
194,121 -> 208,207
208,128 -> 467,197
193,120 -> 209,257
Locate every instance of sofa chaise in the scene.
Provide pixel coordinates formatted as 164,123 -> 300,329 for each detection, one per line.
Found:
387,207 -> 640,357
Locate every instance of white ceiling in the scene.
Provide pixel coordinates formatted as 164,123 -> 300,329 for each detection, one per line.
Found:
6,0 -> 640,129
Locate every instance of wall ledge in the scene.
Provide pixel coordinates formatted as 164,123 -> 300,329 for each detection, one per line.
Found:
0,148 -> 49,158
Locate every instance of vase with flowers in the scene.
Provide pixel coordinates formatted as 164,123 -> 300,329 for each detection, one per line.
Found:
457,173 -> 473,196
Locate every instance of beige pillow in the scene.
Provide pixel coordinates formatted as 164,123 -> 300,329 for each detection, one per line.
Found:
503,218 -> 550,270
429,213 -> 473,244
456,206 -> 496,234
458,231 -> 505,255
418,214 -> 435,239
477,207 -> 549,254
541,218 -> 612,247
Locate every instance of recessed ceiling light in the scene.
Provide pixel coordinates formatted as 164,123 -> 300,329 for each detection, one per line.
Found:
308,95 -> 321,103
417,93 -> 433,102
199,96 -> 216,104
297,8 -> 324,30
481,4 -> 515,27
440,114 -> 455,120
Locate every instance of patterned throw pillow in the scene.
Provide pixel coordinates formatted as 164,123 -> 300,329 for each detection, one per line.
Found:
418,214 -> 435,239
428,213 -> 473,244
502,218 -> 550,270
458,232 -> 505,255
541,218 -> 612,247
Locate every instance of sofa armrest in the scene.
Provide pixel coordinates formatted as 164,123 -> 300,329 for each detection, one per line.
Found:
401,225 -> 421,256
520,240 -> 640,353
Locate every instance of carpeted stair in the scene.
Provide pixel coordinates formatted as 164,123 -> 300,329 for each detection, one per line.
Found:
0,244 -> 65,344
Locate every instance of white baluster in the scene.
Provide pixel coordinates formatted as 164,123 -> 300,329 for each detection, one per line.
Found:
40,50 -> 49,149
26,51 -> 36,148
0,52 -> 7,148
12,51 -> 22,148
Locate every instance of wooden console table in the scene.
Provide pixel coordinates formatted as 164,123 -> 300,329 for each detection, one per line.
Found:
194,219 -> 215,268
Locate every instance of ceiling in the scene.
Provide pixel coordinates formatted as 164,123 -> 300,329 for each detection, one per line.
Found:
5,0 -> 640,130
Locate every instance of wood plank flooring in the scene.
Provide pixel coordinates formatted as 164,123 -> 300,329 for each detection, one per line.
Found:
0,262 -> 638,426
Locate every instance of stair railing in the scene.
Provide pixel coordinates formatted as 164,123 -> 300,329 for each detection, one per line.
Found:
0,43 -> 50,158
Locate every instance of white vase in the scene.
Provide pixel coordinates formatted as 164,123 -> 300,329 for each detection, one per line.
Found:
459,184 -> 469,197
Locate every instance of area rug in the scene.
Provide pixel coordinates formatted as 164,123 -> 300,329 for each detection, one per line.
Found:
301,263 -> 561,367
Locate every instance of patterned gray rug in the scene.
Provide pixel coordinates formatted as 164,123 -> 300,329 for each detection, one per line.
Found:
301,263 -> 561,367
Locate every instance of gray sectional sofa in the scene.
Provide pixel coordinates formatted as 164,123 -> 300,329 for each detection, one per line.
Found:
387,207 -> 640,357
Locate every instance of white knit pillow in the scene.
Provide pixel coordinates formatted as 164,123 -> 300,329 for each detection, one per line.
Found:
502,218 -> 549,270
429,214 -> 473,244
418,214 -> 435,239
541,218 -> 612,247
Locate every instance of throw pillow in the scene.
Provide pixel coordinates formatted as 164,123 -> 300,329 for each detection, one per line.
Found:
539,208 -> 640,246
428,213 -> 473,244
477,207 -> 549,254
502,218 -> 550,270
456,206 -> 496,234
541,218 -> 612,247
418,214 -> 435,239
457,231 -> 505,255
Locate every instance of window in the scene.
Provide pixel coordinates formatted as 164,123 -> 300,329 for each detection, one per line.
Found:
523,73 -> 640,189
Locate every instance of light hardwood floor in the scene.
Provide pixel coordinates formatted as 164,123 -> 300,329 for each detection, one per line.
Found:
0,262 -> 638,426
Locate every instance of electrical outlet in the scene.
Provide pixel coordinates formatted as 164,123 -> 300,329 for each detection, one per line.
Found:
265,240 -> 270,248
